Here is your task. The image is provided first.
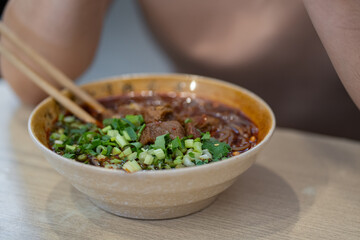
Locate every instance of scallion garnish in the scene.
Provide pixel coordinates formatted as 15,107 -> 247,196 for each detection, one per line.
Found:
49,114 -> 231,172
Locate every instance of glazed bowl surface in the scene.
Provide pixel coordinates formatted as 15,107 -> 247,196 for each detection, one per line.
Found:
28,74 -> 275,219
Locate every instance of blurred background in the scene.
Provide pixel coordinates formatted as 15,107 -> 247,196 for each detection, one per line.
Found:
77,0 -> 173,84
0,0 -> 359,140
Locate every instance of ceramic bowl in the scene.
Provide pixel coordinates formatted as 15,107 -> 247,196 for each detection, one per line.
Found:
28,74 -> 275,219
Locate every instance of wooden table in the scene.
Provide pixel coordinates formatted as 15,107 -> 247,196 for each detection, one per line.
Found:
0,81 -> 359,240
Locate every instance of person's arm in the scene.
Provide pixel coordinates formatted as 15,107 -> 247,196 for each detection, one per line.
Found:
303,0 -> 360,109
1,0 -> 111,105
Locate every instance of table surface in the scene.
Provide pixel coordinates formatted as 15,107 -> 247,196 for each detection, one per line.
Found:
0,82 -> 359,240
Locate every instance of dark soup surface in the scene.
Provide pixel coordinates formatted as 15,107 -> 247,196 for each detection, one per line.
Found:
48,93 -> 258,172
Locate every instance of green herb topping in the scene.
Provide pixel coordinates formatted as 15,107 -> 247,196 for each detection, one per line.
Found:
49,114 -> 232,172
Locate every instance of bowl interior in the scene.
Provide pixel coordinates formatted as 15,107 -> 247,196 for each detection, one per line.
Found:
30,74 -> 275,151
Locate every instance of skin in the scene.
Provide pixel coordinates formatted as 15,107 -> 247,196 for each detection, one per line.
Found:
1,0 -> 359,110
1,0 -> 111,105
302,0 -> 360,109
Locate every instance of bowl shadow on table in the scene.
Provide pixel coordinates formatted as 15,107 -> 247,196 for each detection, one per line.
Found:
45,164 -> 300,239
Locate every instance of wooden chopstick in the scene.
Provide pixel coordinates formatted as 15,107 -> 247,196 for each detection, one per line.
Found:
0,22 -> 107,114
0,43 -> 99,125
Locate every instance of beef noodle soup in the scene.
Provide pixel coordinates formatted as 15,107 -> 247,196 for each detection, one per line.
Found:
48,93 -> 258,172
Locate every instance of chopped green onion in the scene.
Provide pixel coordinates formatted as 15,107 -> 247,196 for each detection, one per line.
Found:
65,145 -> 76,152
174,148 -> 183,157
200,149 -> 212,160
174,156 -> 182,165
154,134 -> 168,151
195,159 -> 204,165
64,116 -> 75,123
96,145 -> 107,155
108,130 -> 120,138
122,130 -> 131,141
125,115 -> 144,127
102,125 -> 112,133
153,149 -> 165,160
50,132 -> 60,140
112,147 -> 121,155
171,137 -> 182,150
202,132 -> 211,140
139,151 -> 148,162
122,160 -> 142,173
105,164 -> 116,169
77,154 -> 87,162
183,155 -> 195,167
110,159 -> 122,164
123,147 -> 132,156
130,142 -> 142,149
124,127 -> 137,141
54,140 -> 63,145
97,154 -> 106,160
115,135 -> 128,148
185,139 -> 194,148
193,152 -> 201,159
137,124 -> 146,138
105,145 -> 113,156
144,154 -> 154,165
63,153 -> 75,159
127,152 -> 138,161
121,118 -> 136,130
59,134 -> 67,141
194,142 -> 202,153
